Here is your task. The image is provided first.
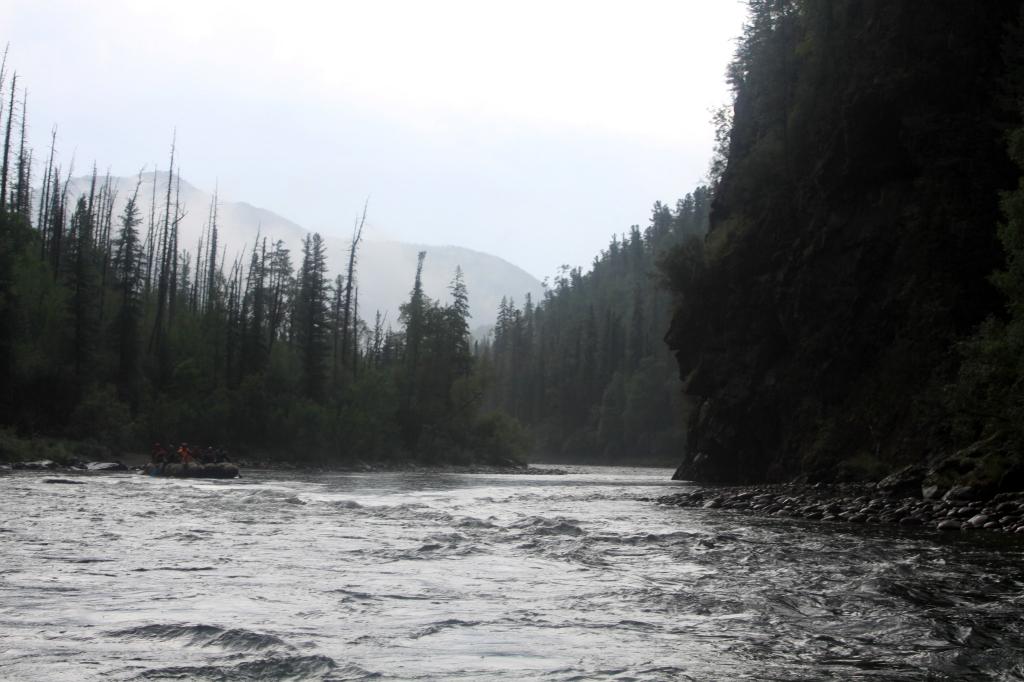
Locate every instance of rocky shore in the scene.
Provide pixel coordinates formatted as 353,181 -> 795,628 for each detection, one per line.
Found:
3,459 -> 129,472
1,457 -> 564,477
658,482 -> 1024,534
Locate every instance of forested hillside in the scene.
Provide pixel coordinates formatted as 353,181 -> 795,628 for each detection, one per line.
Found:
12,0 -> 1024,483
0,67 -> 524,465
482,189 -> 709,464
664,1 -> 1024,485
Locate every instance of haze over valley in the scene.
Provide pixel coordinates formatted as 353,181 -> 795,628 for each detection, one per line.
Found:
63,172 -> 544,327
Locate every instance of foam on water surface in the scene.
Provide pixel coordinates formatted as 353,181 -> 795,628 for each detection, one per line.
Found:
1,465 -> 1023,680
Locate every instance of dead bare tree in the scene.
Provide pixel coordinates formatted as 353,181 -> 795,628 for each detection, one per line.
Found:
340,199 -> 368,375
150,134 -> 175,354
0,72 -> 16,212
38,126 -> 56,259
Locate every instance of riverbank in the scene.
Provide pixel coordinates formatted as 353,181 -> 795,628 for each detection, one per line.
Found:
240,459 -> 562,476
0,431 -> 543,476
1,454 -> 562,477
658,483 -> 1024,535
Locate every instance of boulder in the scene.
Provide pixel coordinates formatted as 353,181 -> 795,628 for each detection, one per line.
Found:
13,460 -> 58,470
936,519 -> 962,531
966,514 -> 989,528
85,462 -> 127,472
943,486 -> 976,502
877,465 -> 926,496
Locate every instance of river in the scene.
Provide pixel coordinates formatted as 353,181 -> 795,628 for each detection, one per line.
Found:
1,465 -> 1023,680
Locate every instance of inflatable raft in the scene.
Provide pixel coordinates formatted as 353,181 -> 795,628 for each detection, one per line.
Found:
144,462 -> 240,479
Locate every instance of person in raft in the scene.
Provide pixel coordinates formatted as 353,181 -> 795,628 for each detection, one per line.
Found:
152,443 -> 169,465
177,443 -> 194,465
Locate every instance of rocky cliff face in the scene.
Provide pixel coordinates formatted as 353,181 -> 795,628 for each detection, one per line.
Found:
666,1 -> 1022,483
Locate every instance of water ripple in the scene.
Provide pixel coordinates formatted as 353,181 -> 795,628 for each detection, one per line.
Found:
1,466 -> 1023,680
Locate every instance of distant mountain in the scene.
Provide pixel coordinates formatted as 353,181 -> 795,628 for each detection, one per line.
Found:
61,172 -> 543,326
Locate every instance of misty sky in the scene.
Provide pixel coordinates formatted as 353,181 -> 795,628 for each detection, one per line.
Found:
4,0 -> 746,281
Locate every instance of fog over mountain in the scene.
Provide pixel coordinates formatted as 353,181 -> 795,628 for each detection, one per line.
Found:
63,172 -> 543,327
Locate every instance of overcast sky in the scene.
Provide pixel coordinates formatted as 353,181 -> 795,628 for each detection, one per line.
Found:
4,0 -> 746,280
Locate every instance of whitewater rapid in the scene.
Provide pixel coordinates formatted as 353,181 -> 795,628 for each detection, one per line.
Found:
1,466 -> 1023,680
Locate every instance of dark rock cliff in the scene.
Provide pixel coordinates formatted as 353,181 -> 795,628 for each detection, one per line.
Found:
666,1 -> 1022,483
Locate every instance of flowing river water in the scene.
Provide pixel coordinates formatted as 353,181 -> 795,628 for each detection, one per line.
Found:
2,465 -> 1024,680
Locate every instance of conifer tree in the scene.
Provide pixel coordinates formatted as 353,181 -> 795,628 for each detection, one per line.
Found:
295,233 -> 330,401
67,195 -> 99,384
398,251 -> 428,445
204,187 -> 219,314
113,175 -> 144,403
447,266 -> 471,377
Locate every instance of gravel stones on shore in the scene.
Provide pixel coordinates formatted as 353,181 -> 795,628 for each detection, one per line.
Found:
657,485 -> 1024,534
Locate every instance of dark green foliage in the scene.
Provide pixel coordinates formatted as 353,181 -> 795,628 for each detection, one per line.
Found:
294,233 -> 330,402
952,97 -> 1024,452
663,0 -> 1023,483
113,177 -> 145,405
0,66 -> 526,466
66,195 -> 100,385
69,384 -> 134,449
396,256 -> 495,462
484,191 -> 709,464
0,201 -> 36,416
